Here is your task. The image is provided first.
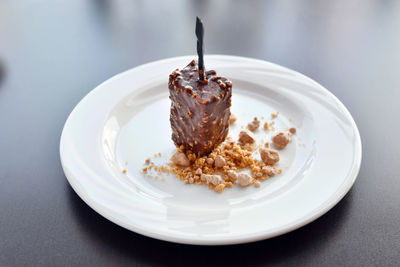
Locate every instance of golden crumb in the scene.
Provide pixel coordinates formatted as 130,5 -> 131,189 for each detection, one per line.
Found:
265,142 -> 269,148
146,138 -> 272,193
263,122 -> 269,131
122,169 -> 127,174
271,113 -> 277,119
158,152 -> 162,156
229,113 -> 237,125
214,183 -> 225,193
278,169 -> 283,174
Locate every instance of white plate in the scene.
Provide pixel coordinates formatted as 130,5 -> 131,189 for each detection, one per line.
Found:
60,55 -> 361,245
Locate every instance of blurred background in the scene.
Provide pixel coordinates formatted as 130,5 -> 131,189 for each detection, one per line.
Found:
0,0 -> 399,266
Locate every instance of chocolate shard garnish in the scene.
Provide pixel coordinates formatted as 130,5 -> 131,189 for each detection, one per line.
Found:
168,60 -> 232,157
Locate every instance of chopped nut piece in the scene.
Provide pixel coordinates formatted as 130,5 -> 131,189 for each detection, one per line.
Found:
206,157 -> 214,165
227,170 -> 238,182
170,151 -> 190,167
214,183 -> 225,193
237,172 -> 252,187
238,130 -> 256,145
214,155 -> 226,168
145,158 -> 151,165
272,131 -> 291,150
289,127 -> 296,134
263,122 -> 269,131
262,166 -> 277,176
254,181 -> 261,188
229,113 -> 237,125
260,148 -> 280,165
247,117 -> 260,131
195,168 -> 202,175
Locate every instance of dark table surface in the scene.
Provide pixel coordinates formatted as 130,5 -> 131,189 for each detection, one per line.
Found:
1,0 -> 399,266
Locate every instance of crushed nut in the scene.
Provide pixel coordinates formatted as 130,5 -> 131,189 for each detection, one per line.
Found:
289,127 -> 296,134
254,181 -> 261,188
260,148 -> 280,165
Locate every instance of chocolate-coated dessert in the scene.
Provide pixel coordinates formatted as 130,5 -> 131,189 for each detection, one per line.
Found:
169,60 -> 232,156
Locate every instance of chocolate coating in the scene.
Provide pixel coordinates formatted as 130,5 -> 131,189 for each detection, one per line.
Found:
169,60 -> 232,156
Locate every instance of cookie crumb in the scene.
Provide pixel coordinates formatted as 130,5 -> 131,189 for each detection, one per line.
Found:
260,148 -> 280,165
206,157 -> 214,165
214,155 -> 226,168
238,172 -> 252,187
238,130 -> 256,145
254,181 -> 261,188
272,131 -> 291,150
195,168 -> 202,175
214,183 -> 225,193
227,170 -> 238,182
229,113 -> 237,125
122,169 -> 127,174
145,158 -> 151,165
263,122 -> 269,131
289,127 -> 296,134
170,151 -> 190,167
262,166 -> 277,176
247,117 -> 260,131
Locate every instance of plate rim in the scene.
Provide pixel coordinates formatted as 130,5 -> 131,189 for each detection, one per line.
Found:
60,54 -> 362,245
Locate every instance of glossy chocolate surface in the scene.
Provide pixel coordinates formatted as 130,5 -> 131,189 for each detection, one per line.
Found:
168,60 -> 232,156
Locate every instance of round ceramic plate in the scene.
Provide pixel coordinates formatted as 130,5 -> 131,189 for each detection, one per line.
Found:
60,55 -> 361,245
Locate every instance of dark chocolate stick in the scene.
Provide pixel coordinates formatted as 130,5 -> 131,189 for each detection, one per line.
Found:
195,17 -> 205,82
